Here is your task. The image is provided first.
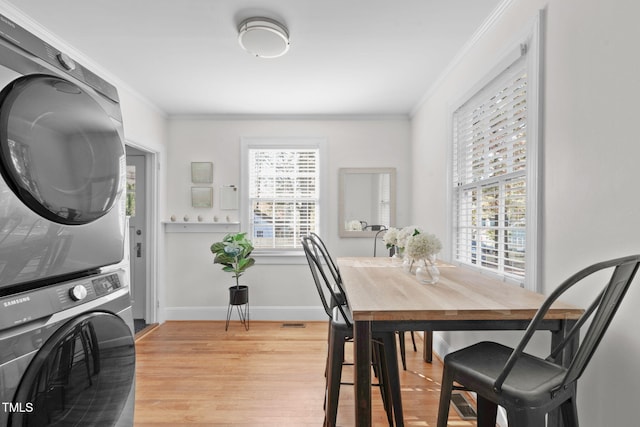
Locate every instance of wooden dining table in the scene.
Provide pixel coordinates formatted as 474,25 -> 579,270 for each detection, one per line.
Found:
337,256 -> 584,427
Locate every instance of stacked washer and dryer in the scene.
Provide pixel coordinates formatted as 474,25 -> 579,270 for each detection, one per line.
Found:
0,13 -> 135,427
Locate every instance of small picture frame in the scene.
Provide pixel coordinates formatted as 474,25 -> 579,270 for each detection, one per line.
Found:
191,162 -> 213,184
191,187 -> 213,208
220,185 -> 239,210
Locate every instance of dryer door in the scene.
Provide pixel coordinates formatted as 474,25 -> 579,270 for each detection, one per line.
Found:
10,311 -> 135,426
0,74 -> 124,225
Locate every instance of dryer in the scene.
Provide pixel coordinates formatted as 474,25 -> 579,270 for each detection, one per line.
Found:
0,12 -> 126,296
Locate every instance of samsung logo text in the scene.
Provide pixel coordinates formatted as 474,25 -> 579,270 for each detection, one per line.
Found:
3,296 -> 31,307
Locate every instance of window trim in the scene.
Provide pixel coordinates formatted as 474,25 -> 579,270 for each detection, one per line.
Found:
447,11 -> 543,291
240,137 -> 328,262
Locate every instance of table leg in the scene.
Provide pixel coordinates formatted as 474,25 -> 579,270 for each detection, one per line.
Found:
354,320 -> 372,426
422,330 -> 433,363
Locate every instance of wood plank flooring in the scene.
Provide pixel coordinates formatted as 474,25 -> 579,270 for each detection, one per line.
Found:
134,321 -> 475,426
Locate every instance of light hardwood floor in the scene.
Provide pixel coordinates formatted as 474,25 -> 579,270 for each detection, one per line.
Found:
134,321 -> 475,426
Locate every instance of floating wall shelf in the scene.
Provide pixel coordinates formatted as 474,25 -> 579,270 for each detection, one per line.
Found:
163,222 -> 240,233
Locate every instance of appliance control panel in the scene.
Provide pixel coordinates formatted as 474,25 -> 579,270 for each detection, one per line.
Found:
0,12 -> 120,103
0,270 -> 125,330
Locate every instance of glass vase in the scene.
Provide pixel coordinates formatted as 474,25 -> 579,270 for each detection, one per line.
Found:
402,255 -> 414,273
391,246 -> 403,264
416,255 -> 440,284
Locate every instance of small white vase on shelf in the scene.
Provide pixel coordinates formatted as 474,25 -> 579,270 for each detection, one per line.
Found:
416,254 -> 440,284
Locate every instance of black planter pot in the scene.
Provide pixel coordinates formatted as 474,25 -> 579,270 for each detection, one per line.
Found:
226,285 -> 249,330
228,285 -> 249,305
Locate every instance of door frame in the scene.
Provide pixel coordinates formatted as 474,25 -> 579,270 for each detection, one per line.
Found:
125,142 -> 159,324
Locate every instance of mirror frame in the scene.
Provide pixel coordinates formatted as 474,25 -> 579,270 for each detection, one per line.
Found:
338,167 -> 396,238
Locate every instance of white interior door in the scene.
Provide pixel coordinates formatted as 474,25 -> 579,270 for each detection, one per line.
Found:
126,154 -> 146,320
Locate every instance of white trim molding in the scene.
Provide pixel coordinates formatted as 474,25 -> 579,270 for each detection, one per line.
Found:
410,0 -> 518,117
164,306 -> 327,322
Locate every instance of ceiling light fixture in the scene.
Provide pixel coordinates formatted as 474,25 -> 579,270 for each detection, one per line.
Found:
238,17 -> 290,59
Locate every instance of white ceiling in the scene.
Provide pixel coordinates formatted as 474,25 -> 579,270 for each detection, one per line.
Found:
7,0 -> 503,117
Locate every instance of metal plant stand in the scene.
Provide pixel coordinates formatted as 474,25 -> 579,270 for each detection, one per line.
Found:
226,285 -> 249,331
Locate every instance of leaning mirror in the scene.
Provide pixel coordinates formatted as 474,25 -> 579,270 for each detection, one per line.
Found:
339,167 -> 396,238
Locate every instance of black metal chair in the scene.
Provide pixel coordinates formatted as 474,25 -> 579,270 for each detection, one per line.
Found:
396,331 -> 418,371
309,233 -> 342,286
437,255 -> 640,427
312,231 -> 419,371
302,235 -> 404,426
372,227 -> 388,257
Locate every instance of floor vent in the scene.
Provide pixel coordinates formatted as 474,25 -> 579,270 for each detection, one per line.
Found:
451,392 -> 477,420
281,323 -> 306,328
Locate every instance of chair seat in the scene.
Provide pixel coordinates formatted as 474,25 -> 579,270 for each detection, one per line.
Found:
331,305 -> 352,332
446,341 -> 567,406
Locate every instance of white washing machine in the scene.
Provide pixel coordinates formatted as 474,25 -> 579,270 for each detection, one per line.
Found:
0,268 -> 135,426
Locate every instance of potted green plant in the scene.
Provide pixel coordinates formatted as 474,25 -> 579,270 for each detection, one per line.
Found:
210,232 -> 256,329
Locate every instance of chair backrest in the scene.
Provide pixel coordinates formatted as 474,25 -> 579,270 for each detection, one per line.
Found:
494,255 -> 640,393
309,232 -> 341,284
371,227 -> 389,257
364,224 -> 387,232
301,235 -> 352,327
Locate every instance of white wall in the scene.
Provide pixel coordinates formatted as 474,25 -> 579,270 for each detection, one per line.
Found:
163,117 -> 411,320
411,0 -> 640,425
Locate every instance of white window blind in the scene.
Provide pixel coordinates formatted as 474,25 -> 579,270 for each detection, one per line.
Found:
377,173 -> 391,227
453,54 -> 528,281
248,147 -> 319,249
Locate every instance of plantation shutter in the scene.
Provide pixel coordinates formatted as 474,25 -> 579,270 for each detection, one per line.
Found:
248,147 -> 319,249
452,54 -> 528,281
377,173 -> 391,227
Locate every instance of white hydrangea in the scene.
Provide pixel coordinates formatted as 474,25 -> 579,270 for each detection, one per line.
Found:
382,227 -> 399,247
396,225 -> 422,249
346,220 -> 363,231
406,232 -> 442,259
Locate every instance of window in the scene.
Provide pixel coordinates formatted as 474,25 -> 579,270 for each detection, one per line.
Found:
241,138 -> 324,252
376,173 -> 391,228
452,17 -> 541,290
126,164 -> 136,216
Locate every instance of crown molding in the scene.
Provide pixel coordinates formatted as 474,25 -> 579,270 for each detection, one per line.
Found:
410,0 -> 517,117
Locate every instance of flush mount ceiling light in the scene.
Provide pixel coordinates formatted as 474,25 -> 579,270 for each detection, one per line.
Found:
238,17 -> 290,59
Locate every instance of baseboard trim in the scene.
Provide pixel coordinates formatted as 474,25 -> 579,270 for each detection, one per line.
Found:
432,331 -> 452,360
163,306 -> 327,321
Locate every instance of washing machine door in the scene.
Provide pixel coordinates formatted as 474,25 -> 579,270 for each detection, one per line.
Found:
10,312 -> 135,427
0,74 -> 124,225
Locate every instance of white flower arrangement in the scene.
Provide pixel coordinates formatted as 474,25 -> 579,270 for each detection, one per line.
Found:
406,232 -> 442,260
346,220 -> 363,231
396,225 -> 422,249
382,227 -> 399,248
